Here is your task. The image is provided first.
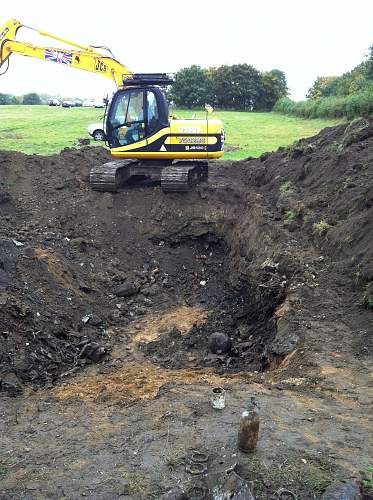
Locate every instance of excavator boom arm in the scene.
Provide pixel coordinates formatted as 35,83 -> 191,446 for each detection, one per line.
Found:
0,18 -> 133,87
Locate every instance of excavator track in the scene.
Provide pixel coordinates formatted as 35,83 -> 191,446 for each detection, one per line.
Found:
90,160 -> 208,193
161,161 -> 208,192
90,160 -> 136,191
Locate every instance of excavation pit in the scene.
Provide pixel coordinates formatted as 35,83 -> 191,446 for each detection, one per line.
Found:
137,235 -> 287,374
1,120 -> 373,498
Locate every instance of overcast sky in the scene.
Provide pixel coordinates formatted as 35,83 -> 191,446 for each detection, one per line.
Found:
1,0 -> 372,101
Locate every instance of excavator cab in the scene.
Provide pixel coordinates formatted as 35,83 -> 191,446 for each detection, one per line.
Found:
107,85 -> 169,149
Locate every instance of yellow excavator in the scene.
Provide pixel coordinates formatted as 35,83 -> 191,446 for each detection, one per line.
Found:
0,19 -> 225,192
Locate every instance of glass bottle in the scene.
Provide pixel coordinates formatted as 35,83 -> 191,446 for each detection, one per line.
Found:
237,397 -> 259,452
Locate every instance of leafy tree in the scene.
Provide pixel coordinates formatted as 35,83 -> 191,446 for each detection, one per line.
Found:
23,92 -> 41,105
307,69 -> 371,98
0,93 -> 10,105
0,93 -> 18,105
365,45 -> 373,80
211,64 -> 263,110
170,65 -> 210,108
256,69 -> 288,111
170,63 -> 288,110
306,76 -> 339,99
307,43 -> 373,100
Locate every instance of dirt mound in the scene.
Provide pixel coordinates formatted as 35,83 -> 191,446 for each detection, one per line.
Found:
241,118 -> 373,284
0,120 -> 372,394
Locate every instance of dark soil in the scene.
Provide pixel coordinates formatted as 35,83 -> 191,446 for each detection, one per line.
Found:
0,119 -> 372,499
0,145 -> 289,388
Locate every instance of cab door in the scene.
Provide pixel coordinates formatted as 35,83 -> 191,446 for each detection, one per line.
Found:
107,89 -> 146,149
144,88 -> 170,152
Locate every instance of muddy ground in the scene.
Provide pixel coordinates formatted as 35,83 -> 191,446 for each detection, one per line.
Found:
0,119 -> 372,499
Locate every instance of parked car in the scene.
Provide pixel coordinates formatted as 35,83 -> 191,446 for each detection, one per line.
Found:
73,99 -> 83,107
62,100 -> 74,108
48,98 -> 60,106
83,99 -> 94,107
94,100 -> 105,108
88,122 -> 106,141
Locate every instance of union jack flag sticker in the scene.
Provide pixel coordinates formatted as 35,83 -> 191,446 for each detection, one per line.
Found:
45,49 -> 73,65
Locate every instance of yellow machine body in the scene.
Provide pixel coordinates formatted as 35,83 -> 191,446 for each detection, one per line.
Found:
111,119 -> 225,160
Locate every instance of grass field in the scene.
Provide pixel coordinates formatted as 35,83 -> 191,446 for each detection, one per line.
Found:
0,105 -> 342,160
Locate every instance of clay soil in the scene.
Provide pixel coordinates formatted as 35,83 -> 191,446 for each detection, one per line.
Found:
0,119 -> 372,499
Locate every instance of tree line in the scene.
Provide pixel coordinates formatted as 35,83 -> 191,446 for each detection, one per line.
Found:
169,64 -> 288,111
1,64 -> 290,112
274,44 -> 373,120
0,92 -> 41,105
306,45 -> 373,99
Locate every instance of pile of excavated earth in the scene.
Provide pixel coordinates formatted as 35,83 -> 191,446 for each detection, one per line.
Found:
0,119 -> 372,499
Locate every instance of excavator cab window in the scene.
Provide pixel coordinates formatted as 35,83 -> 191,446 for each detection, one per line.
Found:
107,86 -> 169,148
109,89 -> 146,147
146,90 -> 159,135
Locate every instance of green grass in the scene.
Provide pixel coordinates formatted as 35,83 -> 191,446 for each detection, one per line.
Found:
362,465 -> 373,493
177,109 -> 342,160
0,105 -> 342,160
0,105 -> 104,155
